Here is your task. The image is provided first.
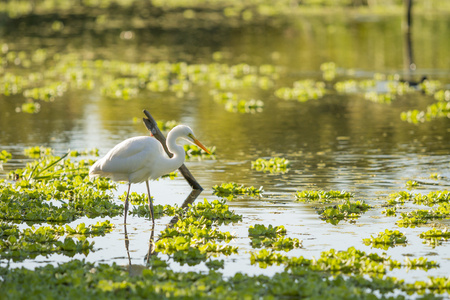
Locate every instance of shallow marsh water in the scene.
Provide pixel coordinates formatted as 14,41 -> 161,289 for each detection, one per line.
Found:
1,10 -> 450,289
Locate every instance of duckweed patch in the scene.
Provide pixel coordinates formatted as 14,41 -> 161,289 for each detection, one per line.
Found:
275,80 -> 326,102
332,69 -> 449,123
385,190 -> 450,227
0,258 -> 439,300
363,229 -> 407,250
155,199 -> 240,265
318,200 -> 372,225
382,207 -> 397,217
251,246 -> 440,275
295,190 -> 353,203
420,227 -> 450,247
212,182 -> 263,199
1,49 -> 279,115
1,153 -> 122,224
224,99 -> 264,113
156,120 -> 179,132
186,199 -> 243,224
0,221 -> 112,261
212,91 -> 265,113
0,150 -> 12,162
184,144 -> 216,158
119,191 -> 150,206
251,157 -> 290,174
119,192 -> 179,219
23,146 -> 53,158
248,224 -> 286,238
396,206 -> 450,228
248,224 -> 302,251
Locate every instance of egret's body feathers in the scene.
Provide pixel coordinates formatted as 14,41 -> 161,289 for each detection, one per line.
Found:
89,136 -> 178,183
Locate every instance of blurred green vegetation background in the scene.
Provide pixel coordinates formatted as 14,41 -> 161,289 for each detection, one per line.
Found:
1,0 -> 449,29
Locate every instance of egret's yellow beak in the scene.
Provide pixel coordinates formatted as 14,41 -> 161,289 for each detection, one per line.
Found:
189,133 -> 211,154
193,138 -> 211,154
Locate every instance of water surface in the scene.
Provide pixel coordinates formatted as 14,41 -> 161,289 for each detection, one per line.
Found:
1,12 -> 449,283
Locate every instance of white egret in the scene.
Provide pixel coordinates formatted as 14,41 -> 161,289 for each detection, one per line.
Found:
89,125 -> 210,224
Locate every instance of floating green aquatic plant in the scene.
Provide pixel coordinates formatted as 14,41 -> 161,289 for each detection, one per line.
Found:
413,191 -> 450,206
101,77 -> 140,100
404,257 -> 439,270
396,205 -> 450,228
434,89 -> 450,102
251,236 -> 302,251
363,229 -> 407,250
205,259 -> 225,270
248,224 -> 286,238
156,120 -> 179,131
224,99 -> 264,113
119,193 -> 180,219
1,153 -> 122,224
401,101 -> 450,123
420,79 -> 443,95
23,81 -> 68,102
251,157 -> 290,173
0,253 -> 447,299
275,79 -> 326,102
381,207 -> 397,217
405,276 -> 450,295
155,200 -> 240,265
0,221 -> 112,261
0,150 -> 12,162
129,203 -> 178,219
334,79 -> 375,94
155,235 -> 237,266
248,224 -> 302,251
287,247 -> 400,275
295,190 -> 353,202
364,91 -> 395,104
419,227 -> 450,247
387,190 -> 449,207
318,200 -> 372,224
250,249 -> 286,268
119,191 -> 151,205
20,101 -> 41,113
320,62 -> 337,81
23,146 -> 53,158
186,199 -> 243,224
61,220 -> 114,237
405,180 -> 420,189
212,182 -> 263,199
69,148 -> 99,157
159,218 -> 234,242
184,144 -> 216,157
420,227 -> 450,240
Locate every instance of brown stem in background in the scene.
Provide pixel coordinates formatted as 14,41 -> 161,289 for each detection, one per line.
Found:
142,109 -> 203,191
142,109 -> 205,228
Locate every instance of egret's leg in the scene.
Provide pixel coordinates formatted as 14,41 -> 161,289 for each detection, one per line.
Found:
145,180 -> 155,224
124,183 -> 131,224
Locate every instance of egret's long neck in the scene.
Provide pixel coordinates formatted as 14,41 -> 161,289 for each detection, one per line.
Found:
165,129 -> 186,171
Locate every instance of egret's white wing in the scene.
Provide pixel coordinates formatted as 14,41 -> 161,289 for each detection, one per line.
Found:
89,136 -> 167,182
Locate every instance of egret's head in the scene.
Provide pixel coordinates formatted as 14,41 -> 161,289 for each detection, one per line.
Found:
174,125 -> 211,154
